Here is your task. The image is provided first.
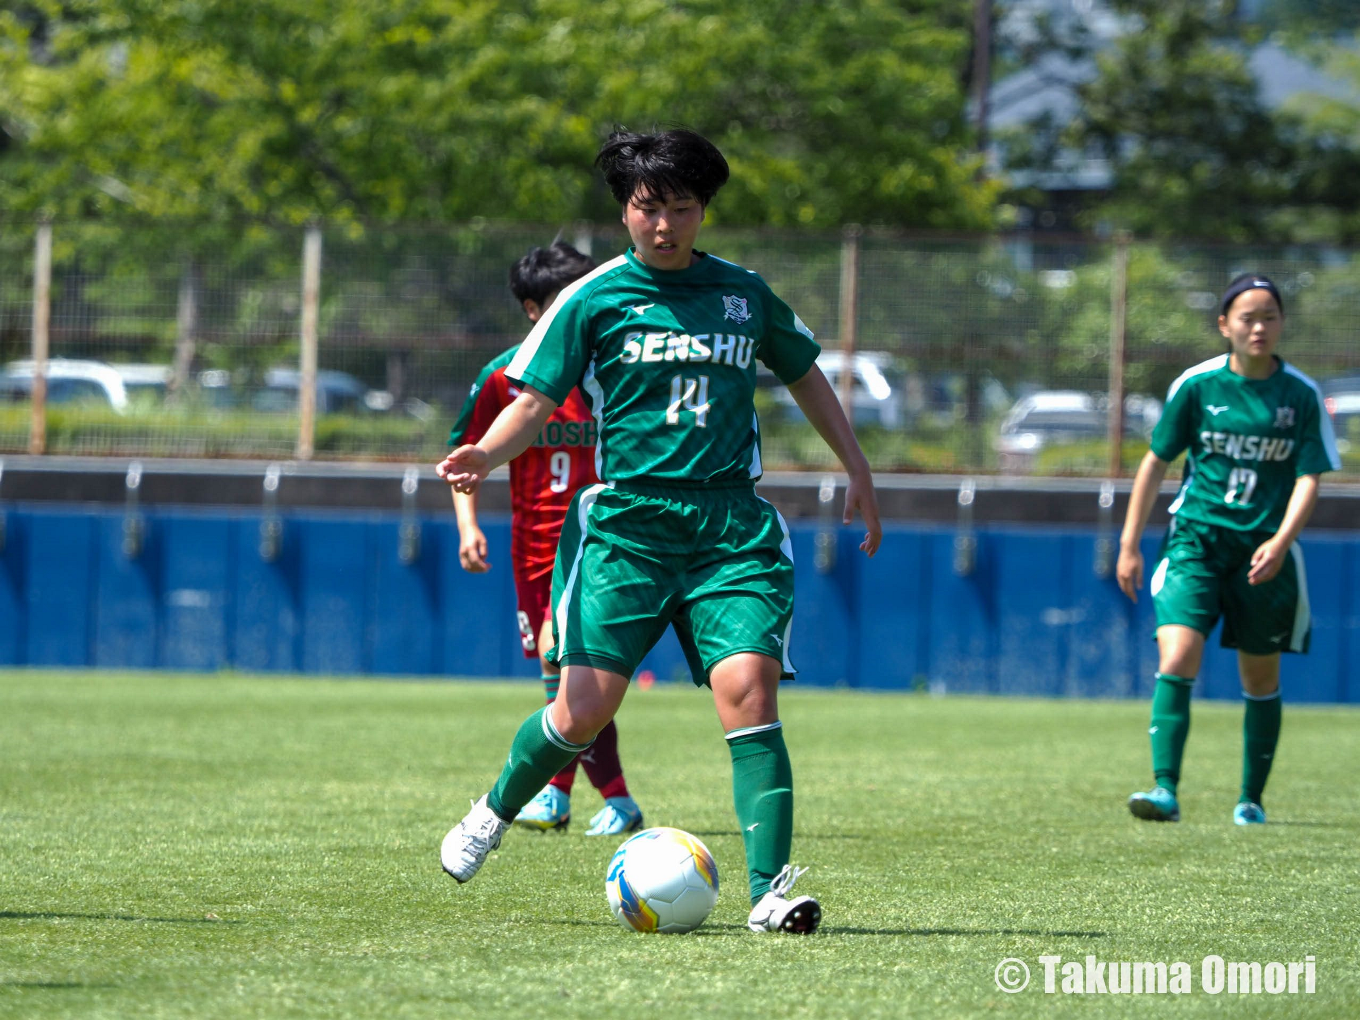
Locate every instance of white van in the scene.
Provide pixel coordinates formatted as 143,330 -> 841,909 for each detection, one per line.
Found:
2,359 -> 129,412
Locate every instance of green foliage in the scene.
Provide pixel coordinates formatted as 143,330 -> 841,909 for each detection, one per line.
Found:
1001,0 -> 1360,242
2,672 -> 1359,1019
0,403 -> 446,458
1068,2 -> 1299,239
0,0 -> 998,230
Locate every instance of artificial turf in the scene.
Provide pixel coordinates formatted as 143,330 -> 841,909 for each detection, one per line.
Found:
1,671 -> 1356,1019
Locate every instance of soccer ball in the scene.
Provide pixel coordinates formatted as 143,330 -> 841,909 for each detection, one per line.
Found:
605,827 -> 719,934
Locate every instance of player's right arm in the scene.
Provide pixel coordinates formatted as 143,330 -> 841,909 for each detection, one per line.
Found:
452,489 -> 490,572
1117,451 -> 1170,602
439,278 -> 590,491
437,386 -> 558,493
1117,372 -> 1198,601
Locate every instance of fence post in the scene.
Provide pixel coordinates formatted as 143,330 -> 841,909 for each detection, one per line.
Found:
29,221 -> 52,456
1106,231 -> 1131,478
171,261 -> 198,400
837,225 -> 862,422
297,225 -> 322,461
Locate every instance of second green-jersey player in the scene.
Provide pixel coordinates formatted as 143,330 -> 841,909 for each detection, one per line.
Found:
507,249 -> 819,681
1118,273 -> 1339,827
1148,353 -> 1340,653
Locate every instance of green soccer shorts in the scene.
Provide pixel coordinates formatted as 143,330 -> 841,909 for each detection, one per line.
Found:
547,480 -> 797,685
1149,516 -> 1311,655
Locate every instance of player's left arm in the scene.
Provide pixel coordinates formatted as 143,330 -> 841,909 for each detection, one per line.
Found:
785,364 -> 882,556
1247,473 -> 1320,586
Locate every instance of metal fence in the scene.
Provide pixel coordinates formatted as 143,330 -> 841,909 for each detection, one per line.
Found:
2,219 -> 1358,477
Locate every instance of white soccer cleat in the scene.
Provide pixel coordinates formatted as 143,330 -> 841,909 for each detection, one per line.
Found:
440,794 -> 510,884
747,863 -> 821,934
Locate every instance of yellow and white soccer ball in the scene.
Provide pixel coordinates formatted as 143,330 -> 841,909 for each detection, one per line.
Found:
605,826 -> 719,934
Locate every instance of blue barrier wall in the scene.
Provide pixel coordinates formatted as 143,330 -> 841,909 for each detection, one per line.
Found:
1,504 -> 1355,702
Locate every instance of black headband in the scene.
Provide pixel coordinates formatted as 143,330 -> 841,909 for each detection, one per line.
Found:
1221,275 -> 1284,316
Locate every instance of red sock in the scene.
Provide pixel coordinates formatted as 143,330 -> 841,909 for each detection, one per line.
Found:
579,720 -> 629,799
549,755 -> 578,794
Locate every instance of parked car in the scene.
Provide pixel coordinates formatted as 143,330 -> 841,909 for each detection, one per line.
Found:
1322,375 -> 1360,454
252,368 -> 389,415
112,363 -> 173,404
996,389 -> 1162,472
906,370 -> 1013,427
770,351 -> 906,428
1,359 -> 129,412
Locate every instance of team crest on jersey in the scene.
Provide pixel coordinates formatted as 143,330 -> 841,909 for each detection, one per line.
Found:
722,295 -> 751,324
1274,406 -> 1296,429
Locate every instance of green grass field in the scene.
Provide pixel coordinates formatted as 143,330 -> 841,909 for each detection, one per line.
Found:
1,672 -> 1356,1019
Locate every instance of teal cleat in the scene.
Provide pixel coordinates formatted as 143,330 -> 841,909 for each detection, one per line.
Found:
1128,786 -> 1180,822
1233,801 -> 1266,825
584,795 -> 644,837
514,785 -> 570,832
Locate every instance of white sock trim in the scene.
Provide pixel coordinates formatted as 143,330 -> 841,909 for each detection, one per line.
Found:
541,708 -> 593,753
724,721 -> 783,741
1242,690 -> 1282,702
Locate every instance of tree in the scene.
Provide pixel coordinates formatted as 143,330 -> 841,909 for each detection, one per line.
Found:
999,0 -> 1360,242
0,0 -> 998,230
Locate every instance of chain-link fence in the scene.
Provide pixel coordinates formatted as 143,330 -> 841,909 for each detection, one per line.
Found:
2,219 -> 1358,477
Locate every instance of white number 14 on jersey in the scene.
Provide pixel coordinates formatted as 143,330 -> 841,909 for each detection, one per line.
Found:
667,375 -> 711,427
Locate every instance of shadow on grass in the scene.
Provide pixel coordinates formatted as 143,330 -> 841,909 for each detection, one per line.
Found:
686,830 -> 870,841
825,926 -> 1108,938
537,919 -> 1107,938
1,911 -> 236,925
0,982 -> 118,989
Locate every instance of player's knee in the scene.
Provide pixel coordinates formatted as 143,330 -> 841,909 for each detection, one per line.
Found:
712,674 -> 779,727
549,688 -> 616,744
549,702 -> 607,745
1237,650 -> 1280,697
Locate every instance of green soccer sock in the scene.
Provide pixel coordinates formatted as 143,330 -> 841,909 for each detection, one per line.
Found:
727,723 -> 794,905
1241,692 -> 1282,805
1150,673 -> 1194,795
486,707 -> 592,821
542,673 -> 560,704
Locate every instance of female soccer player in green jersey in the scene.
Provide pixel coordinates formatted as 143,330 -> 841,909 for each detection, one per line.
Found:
436,128 -> 882,933
1116,273 -> 1341,825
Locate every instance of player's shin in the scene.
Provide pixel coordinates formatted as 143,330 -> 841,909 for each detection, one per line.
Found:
487,707 -> 593,820
726,723 -> 794,904
1150,673 -> 1194,794
1241,691 -> 1282,805
541,674 -> 580,794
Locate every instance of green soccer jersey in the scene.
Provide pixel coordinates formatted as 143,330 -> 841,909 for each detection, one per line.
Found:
1151,354 -> 1341,532
506,248 -> 820,484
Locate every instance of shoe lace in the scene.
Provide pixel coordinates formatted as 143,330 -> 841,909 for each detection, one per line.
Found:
769,863 -> 808,899
464,799 -> 503,846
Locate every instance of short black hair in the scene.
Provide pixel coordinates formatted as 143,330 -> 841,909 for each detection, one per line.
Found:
509,242 -> 596,306
594,128 -> 730,207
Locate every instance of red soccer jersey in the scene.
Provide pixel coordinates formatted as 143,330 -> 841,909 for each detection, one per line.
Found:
447,344 -> 600,582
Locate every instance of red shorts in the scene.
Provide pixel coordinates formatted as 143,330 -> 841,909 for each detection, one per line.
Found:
513,571 -> 553,659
